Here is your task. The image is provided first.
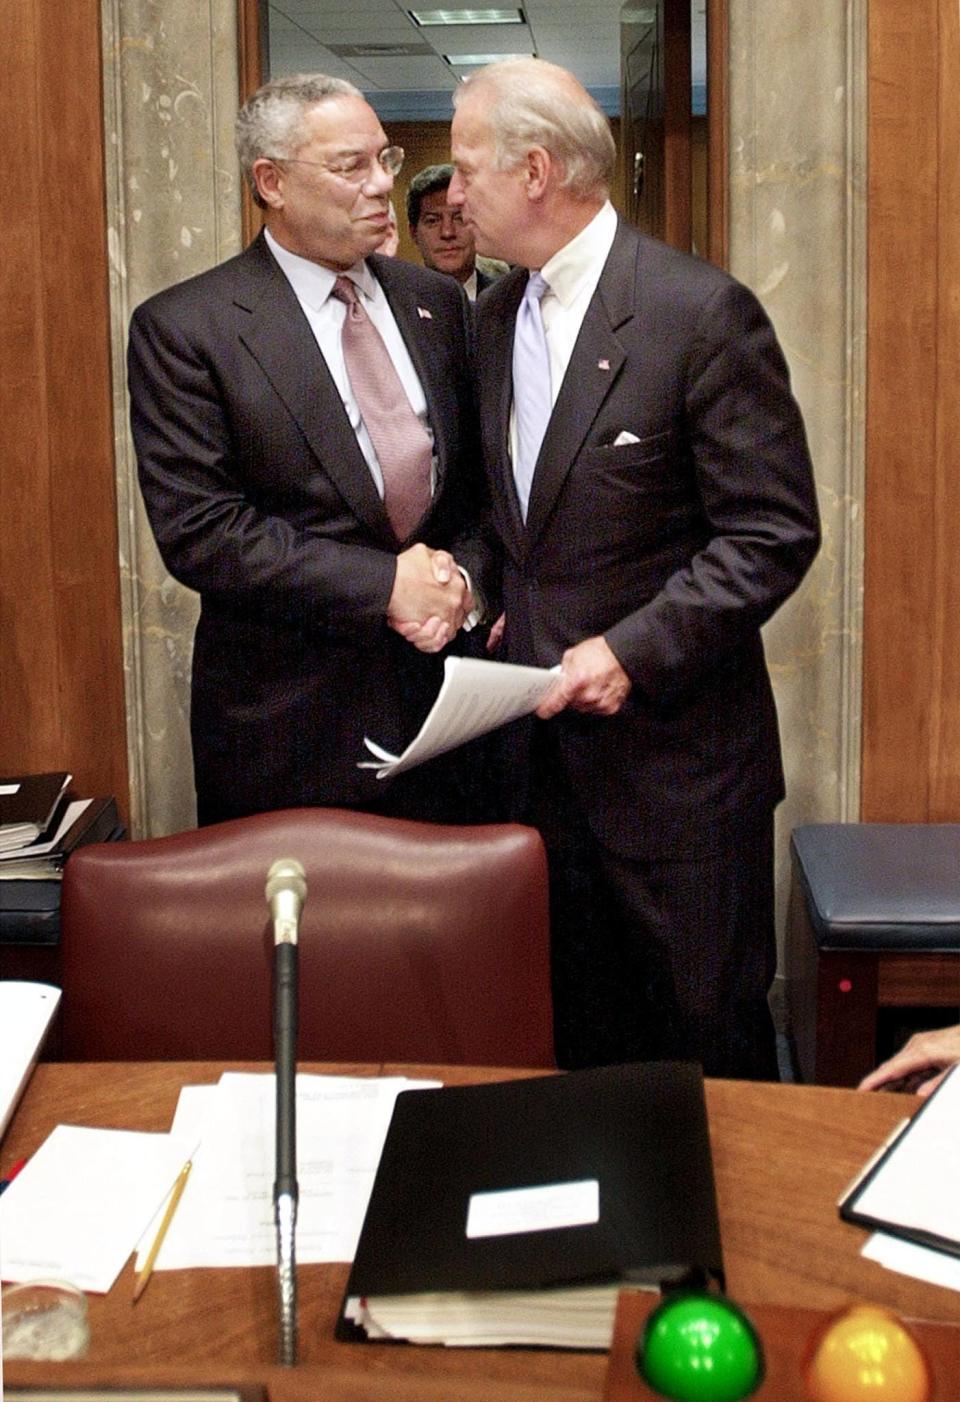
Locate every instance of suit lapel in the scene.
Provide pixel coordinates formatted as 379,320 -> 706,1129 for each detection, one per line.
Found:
232,235 -> 394,545
524,225 -> 639,547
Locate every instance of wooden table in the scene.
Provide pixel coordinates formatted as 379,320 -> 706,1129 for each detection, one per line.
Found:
3,1062 -> 958,1400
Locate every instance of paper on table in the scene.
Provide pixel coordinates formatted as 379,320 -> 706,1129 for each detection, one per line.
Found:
0,1124 -> 197,1292
359,655 -> 559,778
134,1083 -> 215,1256
141,1072 -> 440,1270
862,1232 -> 960,1293
0,981 -> 61,1140
850,1065 -> 960,1245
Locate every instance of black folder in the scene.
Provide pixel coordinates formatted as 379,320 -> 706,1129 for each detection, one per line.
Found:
839,1064 -> 960,1259
338,1060 -> 723,1345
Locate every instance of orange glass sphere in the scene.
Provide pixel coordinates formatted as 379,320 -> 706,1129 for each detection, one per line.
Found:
804,1304 -> 932,1402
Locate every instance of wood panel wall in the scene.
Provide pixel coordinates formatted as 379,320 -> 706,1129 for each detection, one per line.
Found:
0,0 -> 129,816
862,0 -> 960,820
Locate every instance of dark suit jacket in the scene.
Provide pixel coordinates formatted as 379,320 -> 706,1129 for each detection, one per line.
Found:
475,219 -> 821,860
128,232 -> 488,819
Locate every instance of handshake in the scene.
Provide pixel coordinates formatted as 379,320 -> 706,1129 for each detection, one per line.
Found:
387,542 -> 477,654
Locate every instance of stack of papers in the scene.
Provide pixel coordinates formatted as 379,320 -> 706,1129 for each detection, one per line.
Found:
0,1125 -> 196,1292
347,1283 -> 633,1349
0,1073 -> 438,1294
0,797 -> 120,880
138,1072 -> 439,1271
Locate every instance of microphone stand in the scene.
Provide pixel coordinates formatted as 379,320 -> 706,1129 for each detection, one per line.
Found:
266,858 -> 306,1367
274,935 -> 298,1365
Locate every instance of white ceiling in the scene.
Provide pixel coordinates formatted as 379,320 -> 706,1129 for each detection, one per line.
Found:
266,1 -> 707,120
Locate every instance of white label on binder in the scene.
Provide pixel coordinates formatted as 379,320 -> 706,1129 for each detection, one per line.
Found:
466,1178 -> 599,1239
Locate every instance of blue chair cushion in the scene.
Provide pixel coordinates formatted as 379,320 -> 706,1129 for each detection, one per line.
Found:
791,824 -> 960,952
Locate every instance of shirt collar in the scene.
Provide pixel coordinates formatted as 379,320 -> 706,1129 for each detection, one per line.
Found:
539,201 -> 618,307
264,227 -> 376,309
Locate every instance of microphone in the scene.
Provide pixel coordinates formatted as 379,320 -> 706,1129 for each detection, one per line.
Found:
265,856 -> 307,1366
265,858 -> 307,944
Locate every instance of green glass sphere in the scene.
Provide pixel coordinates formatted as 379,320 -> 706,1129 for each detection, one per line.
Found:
636,1293 -> 764,1401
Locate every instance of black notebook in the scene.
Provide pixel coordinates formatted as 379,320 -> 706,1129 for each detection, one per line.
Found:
0,772 -> 71,851
338,1060 -> 723,1349
0,797 -> 124,905
839,1063 -> 960,1259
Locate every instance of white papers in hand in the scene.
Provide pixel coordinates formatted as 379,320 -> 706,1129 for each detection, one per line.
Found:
140,1072 -> 440,1271
0,1125 -> 197,1293
360,655 -> 559,778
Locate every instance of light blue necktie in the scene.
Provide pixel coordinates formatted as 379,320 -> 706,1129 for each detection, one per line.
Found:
512,272 -> 552,521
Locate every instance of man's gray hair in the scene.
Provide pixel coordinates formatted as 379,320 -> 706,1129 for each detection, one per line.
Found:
453,58 -> 615,200
236,73 -> 362,208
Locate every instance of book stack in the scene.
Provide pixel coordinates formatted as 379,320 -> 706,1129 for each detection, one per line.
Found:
0,772 -> 71,853
0,781 -> 124,951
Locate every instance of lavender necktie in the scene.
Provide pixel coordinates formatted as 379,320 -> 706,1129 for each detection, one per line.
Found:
331,276 -> 432,542
512,271 -> 552,521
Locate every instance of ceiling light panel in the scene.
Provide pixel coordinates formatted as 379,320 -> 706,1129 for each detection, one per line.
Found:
445,51 -> 533,65
411,8 -> 524,25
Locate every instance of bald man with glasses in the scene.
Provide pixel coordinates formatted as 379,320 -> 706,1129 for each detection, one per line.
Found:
128,74 -> 492,826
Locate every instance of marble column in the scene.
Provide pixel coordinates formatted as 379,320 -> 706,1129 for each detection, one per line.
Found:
102,0 -> 242,835
727,2 -> 867,950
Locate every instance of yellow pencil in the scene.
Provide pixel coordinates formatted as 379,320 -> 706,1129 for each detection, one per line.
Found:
132,1158 -> 193,1304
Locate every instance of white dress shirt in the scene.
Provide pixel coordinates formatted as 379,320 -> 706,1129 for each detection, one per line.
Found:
510,201 -> 618,465
266,228 -> 436,497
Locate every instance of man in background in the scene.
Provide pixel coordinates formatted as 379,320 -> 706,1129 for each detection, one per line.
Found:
450,58 -> 820,1079
407,163 -> 504,300
128,74 -> 489,826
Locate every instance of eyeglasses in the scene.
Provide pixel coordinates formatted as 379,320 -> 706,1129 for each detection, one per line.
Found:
270,146 -> 404,184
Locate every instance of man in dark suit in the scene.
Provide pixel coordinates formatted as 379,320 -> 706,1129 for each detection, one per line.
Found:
449,59 -> 821,1079
129,74 -> 489,826
406,163 -> 501,301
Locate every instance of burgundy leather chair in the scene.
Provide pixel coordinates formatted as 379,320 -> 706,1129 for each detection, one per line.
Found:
60,808 -> 554,1067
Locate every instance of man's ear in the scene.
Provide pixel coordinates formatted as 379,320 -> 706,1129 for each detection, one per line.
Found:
524,147 -> 551,200
252,158 -> 284,210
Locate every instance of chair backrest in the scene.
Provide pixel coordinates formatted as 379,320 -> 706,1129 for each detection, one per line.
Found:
60,807 -> 554,1067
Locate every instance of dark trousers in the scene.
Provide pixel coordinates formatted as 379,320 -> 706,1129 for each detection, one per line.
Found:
526,727 -> 779,1081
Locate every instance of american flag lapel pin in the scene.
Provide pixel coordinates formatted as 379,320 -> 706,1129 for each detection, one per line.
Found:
598,358 -> 610,371
417,306 -> 433,319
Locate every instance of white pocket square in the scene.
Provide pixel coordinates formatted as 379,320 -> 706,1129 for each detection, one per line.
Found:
613,430 -> 641,446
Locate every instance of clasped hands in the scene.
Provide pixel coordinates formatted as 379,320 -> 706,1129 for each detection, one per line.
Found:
388,547 -> 632,716
387,543 -> 474,653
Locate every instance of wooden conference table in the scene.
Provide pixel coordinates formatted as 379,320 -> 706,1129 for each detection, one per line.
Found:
3,1061 -> 959,1401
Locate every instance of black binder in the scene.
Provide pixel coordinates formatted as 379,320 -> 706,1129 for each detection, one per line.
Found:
0,772 -> 71,846
839,1064 -> 960,1259
337,1060 -> 723,1344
